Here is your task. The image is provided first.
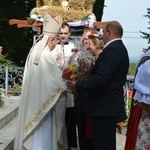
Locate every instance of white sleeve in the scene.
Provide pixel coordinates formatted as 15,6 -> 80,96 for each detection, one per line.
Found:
133,60 -> 150,104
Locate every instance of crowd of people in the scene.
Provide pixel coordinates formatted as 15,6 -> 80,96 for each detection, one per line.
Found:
67,21 -> 129,150
4,13 -> 148,150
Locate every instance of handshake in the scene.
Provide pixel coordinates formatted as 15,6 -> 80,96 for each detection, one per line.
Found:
66,80 -> 77,94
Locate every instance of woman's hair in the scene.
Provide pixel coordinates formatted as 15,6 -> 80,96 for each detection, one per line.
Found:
88,31 -> 104,49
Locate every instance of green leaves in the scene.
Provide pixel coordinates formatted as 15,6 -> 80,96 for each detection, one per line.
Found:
0,0 -> 36,66
0,55 -> 12,66
93,0 -> 105,21
140,8 -> 150,52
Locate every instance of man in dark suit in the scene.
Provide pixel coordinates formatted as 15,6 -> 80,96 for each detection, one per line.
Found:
66,21 -> 129,150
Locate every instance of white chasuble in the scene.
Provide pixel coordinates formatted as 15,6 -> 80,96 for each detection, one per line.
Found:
14,41 -> 66,150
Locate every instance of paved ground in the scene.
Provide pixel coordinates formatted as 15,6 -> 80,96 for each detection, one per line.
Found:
116,132 -> 126,150
1,96 -> 126,150
71,130 -> 126,150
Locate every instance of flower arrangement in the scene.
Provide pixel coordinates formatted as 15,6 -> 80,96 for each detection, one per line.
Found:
62,64 -> 78,80
62,48 -> 95,81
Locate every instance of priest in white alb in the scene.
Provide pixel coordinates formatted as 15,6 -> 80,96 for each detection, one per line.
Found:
14,14 -> 68,150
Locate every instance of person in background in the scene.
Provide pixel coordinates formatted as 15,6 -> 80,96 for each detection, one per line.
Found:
125,50 -> 150,150
52,22 -> 77,150
74,27 -> 103,150
81,28 -> 96,49
14,14 -> 67,150
85,31 -> 104,150
0,46 -> 2,55
66,21 -> 129,150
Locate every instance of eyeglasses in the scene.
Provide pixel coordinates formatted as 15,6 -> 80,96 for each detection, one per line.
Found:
54,37 -> 59,43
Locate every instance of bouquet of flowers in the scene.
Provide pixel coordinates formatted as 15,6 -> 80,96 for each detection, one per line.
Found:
62,47 -> 95,81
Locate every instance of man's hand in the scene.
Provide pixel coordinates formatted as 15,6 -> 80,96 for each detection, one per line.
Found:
66,80 -> 77,94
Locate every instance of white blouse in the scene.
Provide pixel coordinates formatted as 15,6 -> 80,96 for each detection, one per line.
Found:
133,50 -> 150,104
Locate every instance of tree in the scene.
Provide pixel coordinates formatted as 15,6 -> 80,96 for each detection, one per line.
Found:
0,0 -> 105,66
128,63 -> 137,75
0,0 -> 36,66
93,0 -> 105,21
140,8 -> 150,53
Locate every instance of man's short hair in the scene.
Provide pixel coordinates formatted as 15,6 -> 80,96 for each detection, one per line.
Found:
60,22 -> 71,32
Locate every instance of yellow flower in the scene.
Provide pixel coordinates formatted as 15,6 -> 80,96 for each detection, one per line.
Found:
71,66 -> 78,74
67,64 -> 78,74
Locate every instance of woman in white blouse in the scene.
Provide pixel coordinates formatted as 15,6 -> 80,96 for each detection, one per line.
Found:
125,50 -> 150,150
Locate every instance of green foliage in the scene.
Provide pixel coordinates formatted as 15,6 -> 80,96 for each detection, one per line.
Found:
11,85 -> 21,96
0,0 -> 105,65
0,88 -> 4,101
0,55 -> 12,66
140,8 -> 150,52
122,99 -> 132,129
128,63 -> 137,75
0,0 -> 36,66
0,88 -> 5,107
93,0 -> 105,21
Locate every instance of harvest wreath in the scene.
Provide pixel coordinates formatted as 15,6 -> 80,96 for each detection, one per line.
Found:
9,0 -> 109,32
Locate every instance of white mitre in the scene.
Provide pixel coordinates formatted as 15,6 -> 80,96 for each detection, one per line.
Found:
34,14 -> 63,65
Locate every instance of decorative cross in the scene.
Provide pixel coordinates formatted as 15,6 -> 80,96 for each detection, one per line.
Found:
44,16 -> 49,27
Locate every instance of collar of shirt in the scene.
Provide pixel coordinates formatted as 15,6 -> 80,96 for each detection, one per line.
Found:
58,42 -> 69,45
103,38 -> 121,49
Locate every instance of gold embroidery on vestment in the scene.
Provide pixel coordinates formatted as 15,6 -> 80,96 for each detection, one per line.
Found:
24,88 -> 62,134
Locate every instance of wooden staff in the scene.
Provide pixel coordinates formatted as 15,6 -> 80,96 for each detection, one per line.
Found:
9,19 -> 43,34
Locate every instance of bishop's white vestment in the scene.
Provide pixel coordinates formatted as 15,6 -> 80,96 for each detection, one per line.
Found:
14,41 -> 67,150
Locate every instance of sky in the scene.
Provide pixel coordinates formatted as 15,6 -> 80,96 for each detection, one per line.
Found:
101,0 -> 150,63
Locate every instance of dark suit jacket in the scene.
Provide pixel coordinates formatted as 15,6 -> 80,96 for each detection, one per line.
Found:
76,40 -> 129,120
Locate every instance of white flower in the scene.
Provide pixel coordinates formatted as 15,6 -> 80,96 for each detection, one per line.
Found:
30,14 -> 38,20
62,1 -> 69,7
30,14 -> 44,22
